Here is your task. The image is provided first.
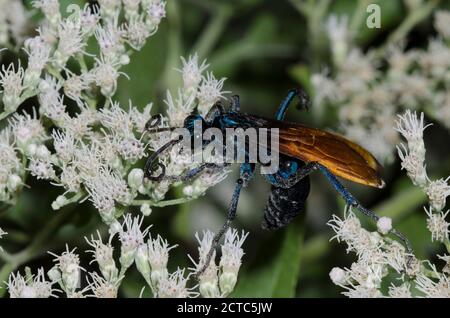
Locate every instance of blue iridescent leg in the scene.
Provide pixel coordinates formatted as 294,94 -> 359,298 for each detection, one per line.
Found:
196,163 -> 255,277
317,164 -> 413,258
275,88 -> 310,121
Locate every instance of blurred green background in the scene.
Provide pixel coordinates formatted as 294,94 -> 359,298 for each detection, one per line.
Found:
1,0 -> 450,297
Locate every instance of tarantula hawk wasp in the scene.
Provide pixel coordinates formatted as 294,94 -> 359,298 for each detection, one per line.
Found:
143,89 -> 413,277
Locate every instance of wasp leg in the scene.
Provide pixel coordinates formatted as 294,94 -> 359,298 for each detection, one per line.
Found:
230,95 -> 240,112
162,163 -> 229,183
317,164 -> 414,263
205,102 -> 225,123
275,88 -> 311,121
195,163 -> 254,278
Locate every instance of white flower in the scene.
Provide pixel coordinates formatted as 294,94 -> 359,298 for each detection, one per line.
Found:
123,0 -> 141,14
99,101 -> 134,135
397,144 -> 427,187
80,4 -> 100,36
329,267 -> 347,285
125,15 -> 151,50
7,268 -> 57,298
415,266 -> 450,297
326,15 -> 350,65
177,54 -> 209,92
164,89 -> 196,126
4,1 -> 28,44
53,20 -> 86,67
28,158 -> 55,180
52,130 -> 76,163
197,72 -> 228,116
0,62 -> 25,112
9,109 -> 47,151
130,103 -> 153,132
85,231 -> 118,282
7,271 -> 28,298
146,233 -> 177,286
190,230 -> 220,298
88,272 -> 118,298
85,168 -> 131,219
311,70 -> 341,106
63,73 -> 90,104
388,283 -> 412,298
426,178 -> 450,212
32,0 -> 61,25
328,210 -> 384,265
376,217 -> 392,235
23,36 -> 51,87
146,0 -> 166,29
48,245 -> 82,295
219,229 -> 248,296
97,0 -> 121,19
395,111 -> 430,144
341,285 -> 383,298
156,268 -> 195,298
425,207 -> 449,242
119,214 -> 150,270
114,134 -> 146,162
434,10 -> 450,39
94,22 -> 125,60
0,129 -> 21,200
128,168 -> 144,189
339,49 -> 377,84
91,56 -> 127,97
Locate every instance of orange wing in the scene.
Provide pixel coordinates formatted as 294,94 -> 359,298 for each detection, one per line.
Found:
276,124 -> 384,188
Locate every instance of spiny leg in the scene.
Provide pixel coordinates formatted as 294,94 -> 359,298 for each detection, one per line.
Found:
317,164 -> 413,261
275,88 -> 310,121
195,163 -> 254,278
195,178 -> 244,278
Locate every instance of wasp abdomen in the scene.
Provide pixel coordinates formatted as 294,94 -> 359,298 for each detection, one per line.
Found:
262,177 -> 310,230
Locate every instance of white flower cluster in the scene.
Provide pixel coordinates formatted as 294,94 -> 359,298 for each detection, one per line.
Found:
6,213 -> 248,298
0,0 -> 28,47
396,111 -> 450,243
148,53 -> 230,200
312,9 -> 450,163
0,1 -> 229,230
189,229 -> 248,297
328,111 -> 450,298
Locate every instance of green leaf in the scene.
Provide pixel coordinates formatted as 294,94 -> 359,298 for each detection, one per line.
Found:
231,216 -> 304,298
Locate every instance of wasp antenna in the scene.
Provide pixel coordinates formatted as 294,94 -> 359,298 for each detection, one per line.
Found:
144,138 -> 182,181
143,126 -> 180,135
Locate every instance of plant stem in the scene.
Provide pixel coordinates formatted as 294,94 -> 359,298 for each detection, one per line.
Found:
193,4 -> 232,60
0,263 -> 15,297
131,196 -> 196,208
373,0 -> 440,59
349,0 -> 372,35
0,208 -> 77,298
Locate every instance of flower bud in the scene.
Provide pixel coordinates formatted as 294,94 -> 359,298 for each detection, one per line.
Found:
47,266 -> 61,282
135,244 -> 151,280
128,168 -> 144,189
7,174 -> 22,192
140,203 -> 152,216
